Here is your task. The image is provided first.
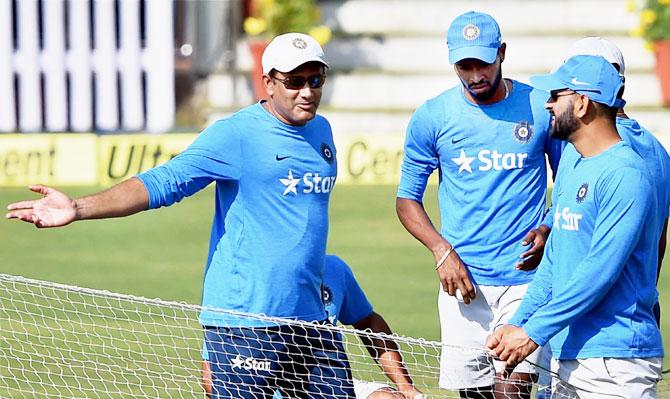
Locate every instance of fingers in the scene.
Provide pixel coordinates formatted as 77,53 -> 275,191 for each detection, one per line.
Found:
7,199 -> 39,211
520,230 -> 535,246
29,184 -> 52,195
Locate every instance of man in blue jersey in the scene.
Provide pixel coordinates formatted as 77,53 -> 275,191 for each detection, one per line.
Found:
486,55 -> 664,398
564,37 -> 670,310
533,37 -> 670,399
6,33 -> 354,398
201,255 -> 425,399
396,11 -> 562,399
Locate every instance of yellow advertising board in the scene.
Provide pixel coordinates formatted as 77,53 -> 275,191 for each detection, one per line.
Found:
0,134 -> 97,187
98,134 -> 196,186
0,132 -> 416,187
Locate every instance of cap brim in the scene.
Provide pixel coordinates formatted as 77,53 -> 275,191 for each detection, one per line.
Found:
449,46 -> 498,64
269,56 -> 330,74
530,73 -> 569,92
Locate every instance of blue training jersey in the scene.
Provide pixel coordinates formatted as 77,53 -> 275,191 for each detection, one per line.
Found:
511,142 -> 663,359
202,255 -> 373,359
321,255 -> 374,326
137,102 -> 338,327
397,81 -> 562,285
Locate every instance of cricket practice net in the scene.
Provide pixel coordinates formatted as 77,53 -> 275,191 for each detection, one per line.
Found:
0,273 -> 667,398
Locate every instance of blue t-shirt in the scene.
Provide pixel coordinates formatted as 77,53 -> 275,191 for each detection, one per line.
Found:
321,255 -> 374,326
202,255 -> 373,359
542,117 -> 670,235
137,103 -> 338,327
397,81 -> 562,285
511,142 -> 663,359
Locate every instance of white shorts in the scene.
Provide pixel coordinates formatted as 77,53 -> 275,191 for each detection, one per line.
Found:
438,283 -> 541,389
352,378 -> 391,399
551,357 -> 663,398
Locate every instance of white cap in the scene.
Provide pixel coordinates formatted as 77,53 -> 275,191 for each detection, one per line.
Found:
564,37 -> 626,76
261,32 -> 329,75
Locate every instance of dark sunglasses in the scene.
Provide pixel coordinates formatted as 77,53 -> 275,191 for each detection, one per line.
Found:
549,89 -> 577,101
271,74 -> 326,90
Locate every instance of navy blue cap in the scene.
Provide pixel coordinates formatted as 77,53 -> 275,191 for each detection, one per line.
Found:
447,11 -> 502,64
531,55 -> 626,108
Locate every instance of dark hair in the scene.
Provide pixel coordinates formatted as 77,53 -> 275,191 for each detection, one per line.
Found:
592,101 -> 618,120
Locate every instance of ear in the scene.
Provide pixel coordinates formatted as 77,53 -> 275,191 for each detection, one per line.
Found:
498,43 -> 507,63
262,75 -> 274,97
573,95 -> 590,119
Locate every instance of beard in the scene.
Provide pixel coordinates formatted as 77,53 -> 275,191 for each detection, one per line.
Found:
464,66 -> 503,102
550,105 -> 580,141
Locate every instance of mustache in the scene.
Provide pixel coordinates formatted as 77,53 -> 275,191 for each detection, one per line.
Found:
467,80 -> 491,89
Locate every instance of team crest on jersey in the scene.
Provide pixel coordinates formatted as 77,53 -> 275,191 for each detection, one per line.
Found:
513,121 -> 533,143
321,284 -> 333,305
292,38 -> 307,49
321,143 -> 334,164
462,24 -> 480,40
576,183 -> 589,203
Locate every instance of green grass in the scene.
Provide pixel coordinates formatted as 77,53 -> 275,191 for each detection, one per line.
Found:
1,185 -> 669,397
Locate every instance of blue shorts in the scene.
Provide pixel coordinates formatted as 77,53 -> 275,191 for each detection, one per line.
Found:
204,323 -> 355,398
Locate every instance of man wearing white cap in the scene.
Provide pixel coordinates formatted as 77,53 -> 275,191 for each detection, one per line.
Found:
396,10 -> 563,399
6,32 -> 353,398
487,54 -> 664,398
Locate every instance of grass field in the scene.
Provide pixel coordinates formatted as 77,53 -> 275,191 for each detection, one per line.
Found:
1,184 -> 669,396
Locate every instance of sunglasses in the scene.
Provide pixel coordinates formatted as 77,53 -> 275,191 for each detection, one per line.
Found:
271,74 -> 326,90
549,89 -> 577,101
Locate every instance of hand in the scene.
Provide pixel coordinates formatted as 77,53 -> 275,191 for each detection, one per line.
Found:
485,325 -> 538,368
398,385 -> 423,399
516,225 -> 550,271
6,185 -> 77,228
435,245 -> 476,304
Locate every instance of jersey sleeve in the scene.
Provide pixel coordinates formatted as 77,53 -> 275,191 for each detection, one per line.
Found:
331,256 -> 374,326
137,120 -> 242,209
397,104 -> 440,202
521,167 -> 653,346
509,243 -> 554,327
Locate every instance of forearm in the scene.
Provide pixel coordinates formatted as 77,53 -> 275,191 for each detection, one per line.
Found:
75,177 -> 149,221
396,197 -> 450,256
377,350 -> 415,391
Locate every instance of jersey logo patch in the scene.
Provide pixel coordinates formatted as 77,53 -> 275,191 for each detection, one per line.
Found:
279,170 -> 337,196
513,121 -> 533,143
321,284 -> 333,305
576,183 -> 589,203
462,24 -> 480,40
321,143 -> 334,164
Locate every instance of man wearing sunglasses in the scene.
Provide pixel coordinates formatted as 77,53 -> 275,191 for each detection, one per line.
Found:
487,55 -> 663,398
396,10 -> 563,399
6,32 -> 352,398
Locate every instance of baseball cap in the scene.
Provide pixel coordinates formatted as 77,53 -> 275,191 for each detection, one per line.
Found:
261,32 -> 329,75
564,37 -> 626,76
530,55 -> 625,108
447,11 -> 502,64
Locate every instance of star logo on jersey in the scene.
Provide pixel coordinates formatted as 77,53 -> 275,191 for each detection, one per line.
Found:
513,121 -> 534,143
280,170 -> 300,195
451,149 -> 476,173
576,183 -> 589,203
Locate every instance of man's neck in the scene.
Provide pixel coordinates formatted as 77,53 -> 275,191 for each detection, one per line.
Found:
570,120 -> 621,158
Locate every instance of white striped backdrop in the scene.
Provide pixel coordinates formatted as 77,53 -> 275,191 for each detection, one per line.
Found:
1,0 -> 175,133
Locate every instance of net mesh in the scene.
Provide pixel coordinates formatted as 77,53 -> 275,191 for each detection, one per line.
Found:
0,273 -> 667,398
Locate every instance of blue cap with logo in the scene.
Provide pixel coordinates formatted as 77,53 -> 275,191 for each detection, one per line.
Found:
447,11 -> 502,64
530,54 -> 625,108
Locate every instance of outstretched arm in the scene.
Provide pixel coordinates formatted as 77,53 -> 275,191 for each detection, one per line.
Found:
6,178 -> 149,228
396,197 -> 476,303
354,312 -> 422,399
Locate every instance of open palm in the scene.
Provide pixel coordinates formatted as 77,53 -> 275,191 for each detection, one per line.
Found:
6,185 -> 77,228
